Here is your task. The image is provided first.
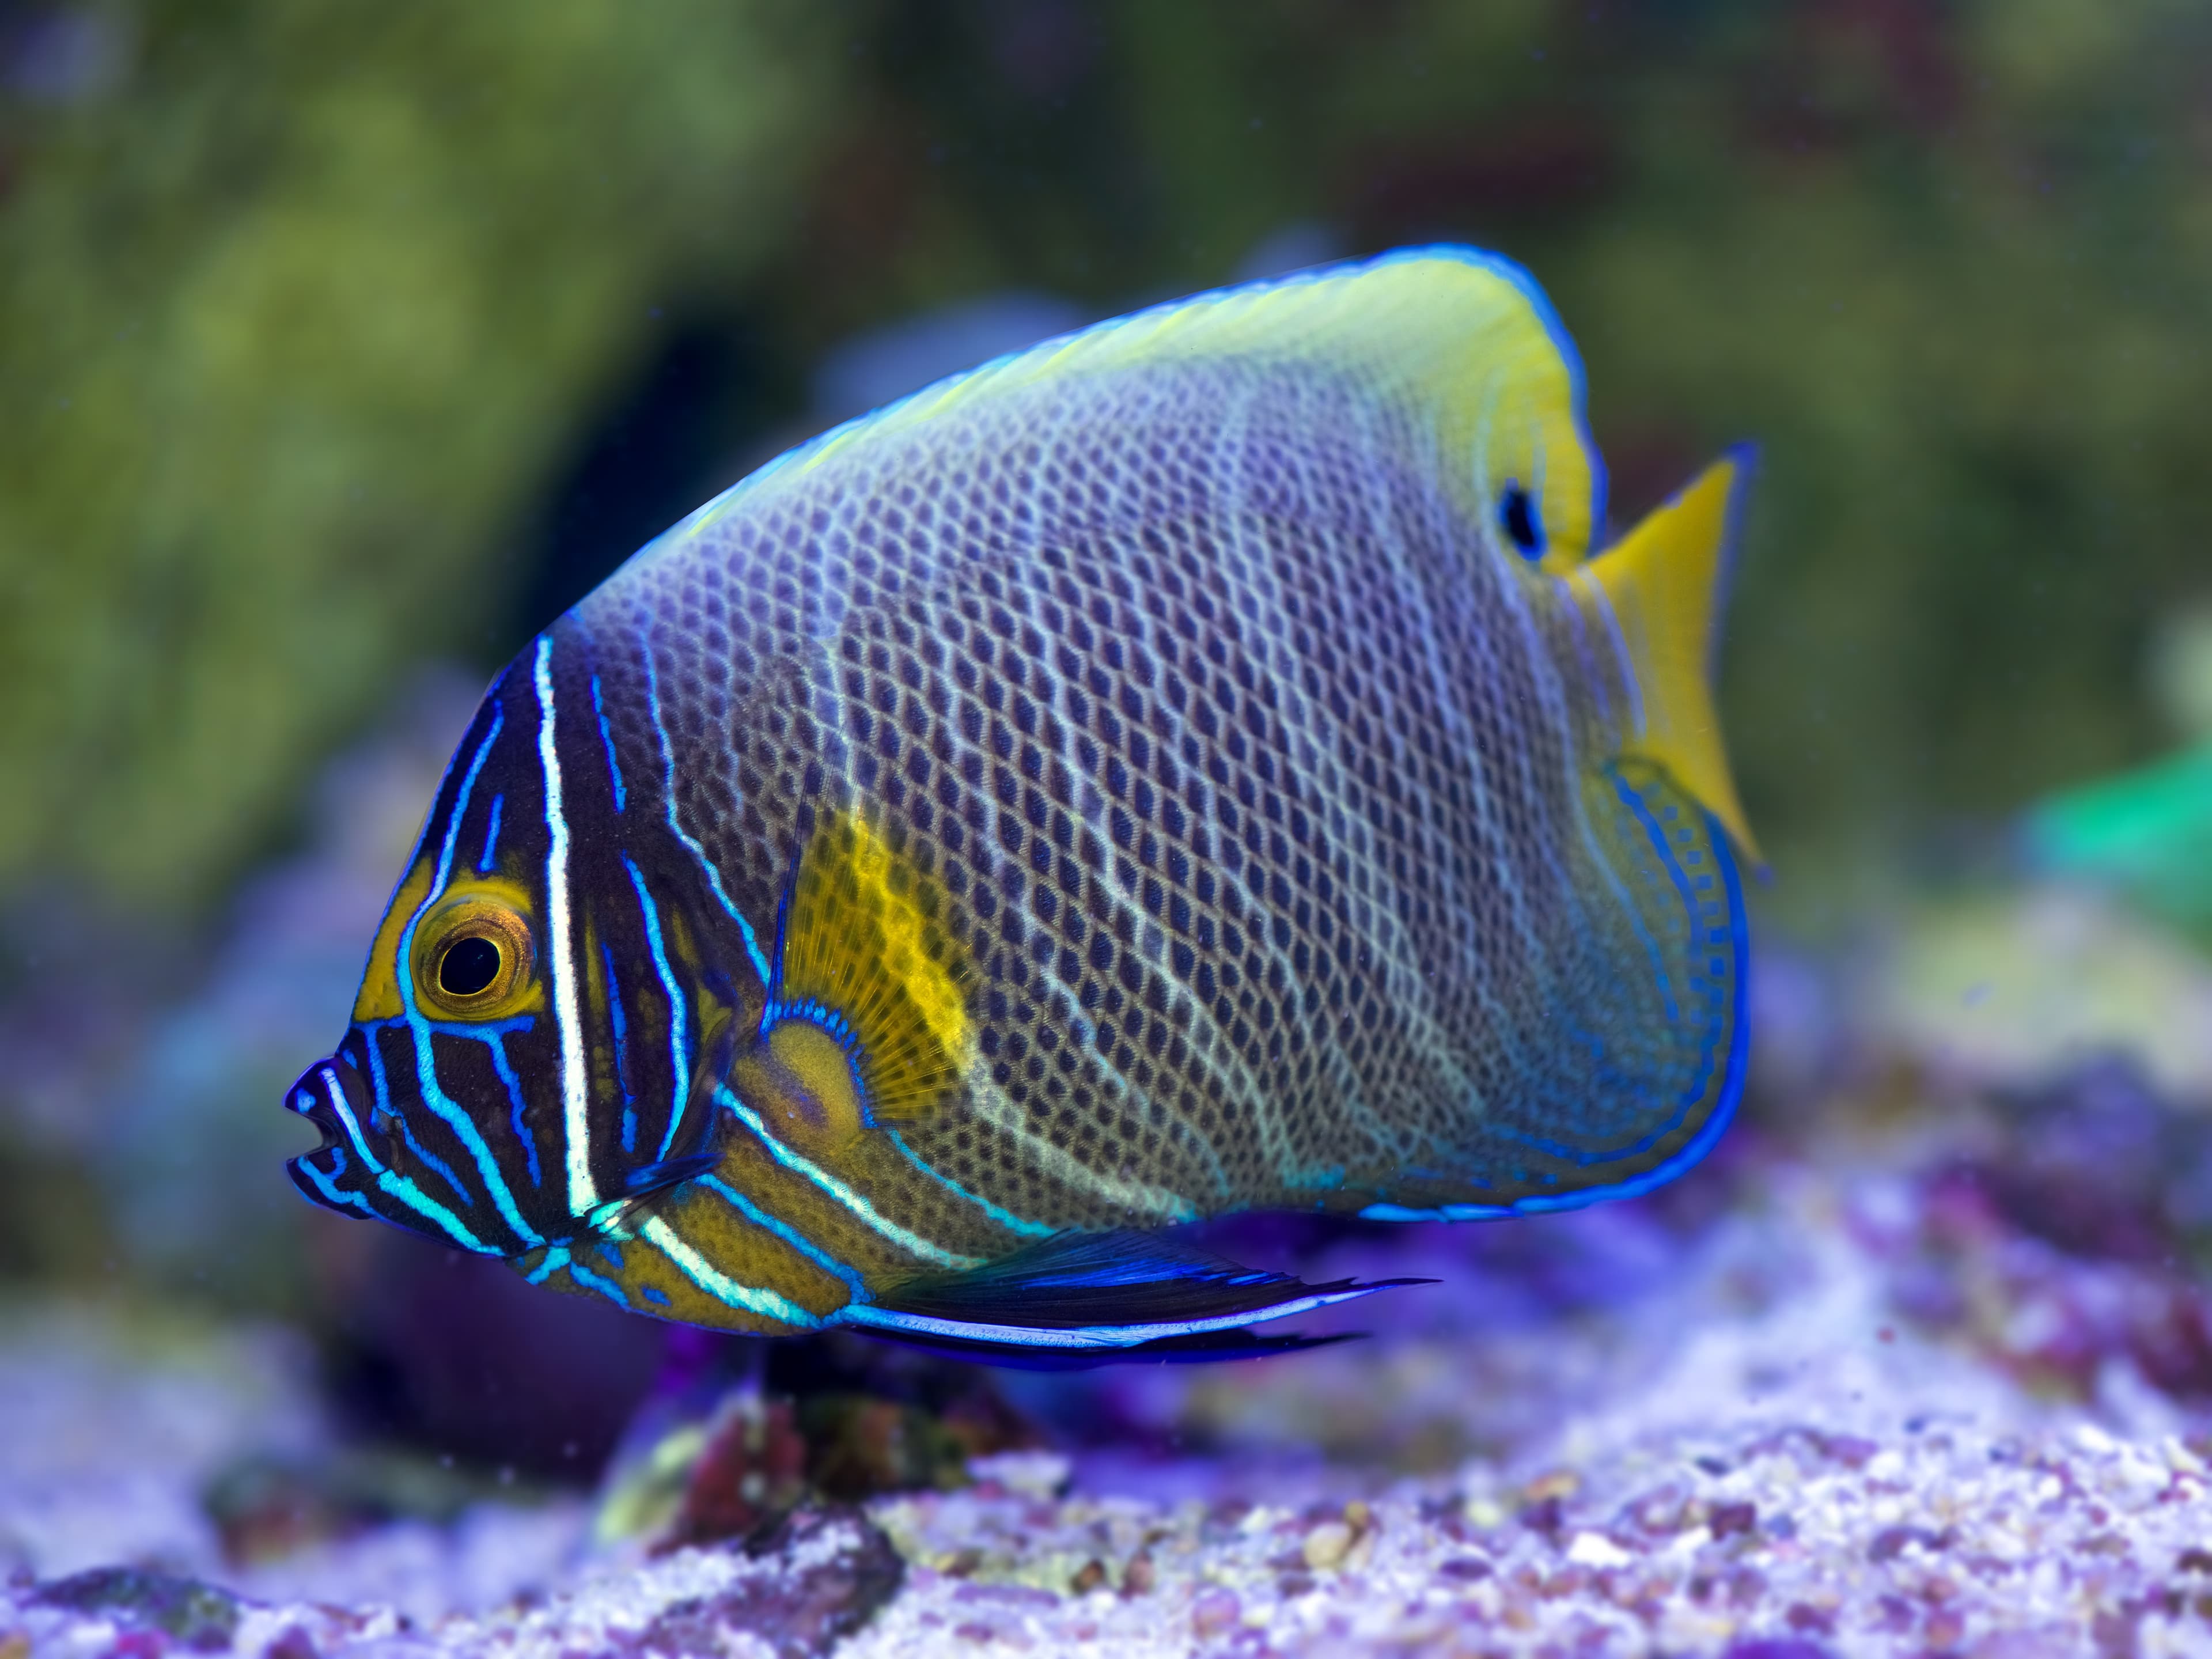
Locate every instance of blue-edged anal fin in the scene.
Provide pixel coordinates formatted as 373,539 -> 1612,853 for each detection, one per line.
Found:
832,1229 -> 1430,1368
1576,449 -> 1763,869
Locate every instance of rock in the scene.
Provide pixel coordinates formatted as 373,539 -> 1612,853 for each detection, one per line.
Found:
1300,1521 -> 1353,1571
637,1508 -> 903,1659
31,1567 -> 241,1653
661,1394 -> 810,1552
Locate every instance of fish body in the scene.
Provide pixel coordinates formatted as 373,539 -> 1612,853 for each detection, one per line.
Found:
286,247 -> 1757,1360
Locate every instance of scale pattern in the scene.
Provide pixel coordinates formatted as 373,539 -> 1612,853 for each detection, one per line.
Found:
578,353 -> 1741,1240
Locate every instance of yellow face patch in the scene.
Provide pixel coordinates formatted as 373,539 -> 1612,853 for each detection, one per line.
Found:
355,869 -> 547,1025
352,859 -> 434,1023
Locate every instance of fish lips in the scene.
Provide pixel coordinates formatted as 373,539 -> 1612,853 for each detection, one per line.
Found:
281,1039 -> 531,1256
282,1043 -> 385,1213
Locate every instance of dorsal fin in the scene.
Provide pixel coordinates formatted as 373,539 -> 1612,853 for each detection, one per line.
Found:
1577,449 -> 1762,868
646,247 -> 1606,581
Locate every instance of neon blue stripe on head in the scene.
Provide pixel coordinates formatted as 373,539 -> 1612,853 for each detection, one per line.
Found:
400,1040 -> 543,1244
478,794 -> 503,874
317,1065 -> 387,1176
383,700 -> 545,1251
438,707 -> 502,889
524,1244 -> 570,1285
375,1168 -> 494,1253
601,938 -> 639,1156
637,643 -> 773,987
592,673 -> 627,813
414,1014 -> 537,1039
482,1032 -> 544,1189
623,855 -> 693,1163
390,1111 -> 474,1211
297,1158 -> 374,1217
376,984 -> 542,1245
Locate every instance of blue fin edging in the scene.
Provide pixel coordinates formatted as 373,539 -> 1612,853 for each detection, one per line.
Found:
1357,801 -> 1751,1225
830,1227 -> 1430,1367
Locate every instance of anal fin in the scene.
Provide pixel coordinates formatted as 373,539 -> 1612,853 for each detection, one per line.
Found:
834,1229 -> 1428,1367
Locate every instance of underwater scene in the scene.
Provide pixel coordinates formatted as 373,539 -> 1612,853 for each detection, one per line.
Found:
5,5 -> 2212,1656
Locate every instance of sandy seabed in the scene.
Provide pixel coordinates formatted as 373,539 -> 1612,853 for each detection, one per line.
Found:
10,1121 -> 2212,1659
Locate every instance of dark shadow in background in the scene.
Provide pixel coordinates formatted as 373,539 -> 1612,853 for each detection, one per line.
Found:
493,310 -> 808,665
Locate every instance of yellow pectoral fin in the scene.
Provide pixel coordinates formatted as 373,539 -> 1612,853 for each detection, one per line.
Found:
774,810 -> 972,1125
1580,449 -> 1763,869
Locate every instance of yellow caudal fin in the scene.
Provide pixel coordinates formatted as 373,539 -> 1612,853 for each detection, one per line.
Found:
1581,448 -> 1762,868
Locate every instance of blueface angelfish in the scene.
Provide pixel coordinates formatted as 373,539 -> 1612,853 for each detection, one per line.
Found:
285,247 -> 1760,1363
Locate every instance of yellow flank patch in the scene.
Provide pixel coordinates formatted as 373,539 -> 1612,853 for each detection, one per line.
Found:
1577,453 -> 1762,866
771,810 -> 971,1125
654,1185 -> 851,1319
352,859 -> 434,1023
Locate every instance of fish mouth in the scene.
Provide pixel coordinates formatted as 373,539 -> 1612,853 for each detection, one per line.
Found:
282,1044 -> 383,1214
281,1039 -> 521,1256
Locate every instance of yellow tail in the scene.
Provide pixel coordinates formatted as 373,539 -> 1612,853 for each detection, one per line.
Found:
1577,450 -> 1762,868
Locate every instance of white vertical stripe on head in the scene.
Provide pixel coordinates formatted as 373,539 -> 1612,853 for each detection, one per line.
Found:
536,635 -> 598,1217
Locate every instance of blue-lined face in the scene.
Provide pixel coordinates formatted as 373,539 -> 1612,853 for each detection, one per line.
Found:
285,634 -> 741,1257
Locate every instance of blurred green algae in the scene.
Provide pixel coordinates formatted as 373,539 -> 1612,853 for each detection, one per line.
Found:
0,1 -> 841,913
7,2 -> 2211,927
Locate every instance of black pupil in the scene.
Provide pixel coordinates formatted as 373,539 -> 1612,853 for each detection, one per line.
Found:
439,935 -> 502,998
1501,484 -> 1542,556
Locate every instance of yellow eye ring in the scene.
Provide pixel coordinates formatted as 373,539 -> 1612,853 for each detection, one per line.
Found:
412,894 -> 535,1018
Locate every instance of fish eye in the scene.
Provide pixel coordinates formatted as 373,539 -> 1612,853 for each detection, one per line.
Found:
438,935 -> 503,998
412,893 -> 535,1017
1499,482 -> 1544,560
